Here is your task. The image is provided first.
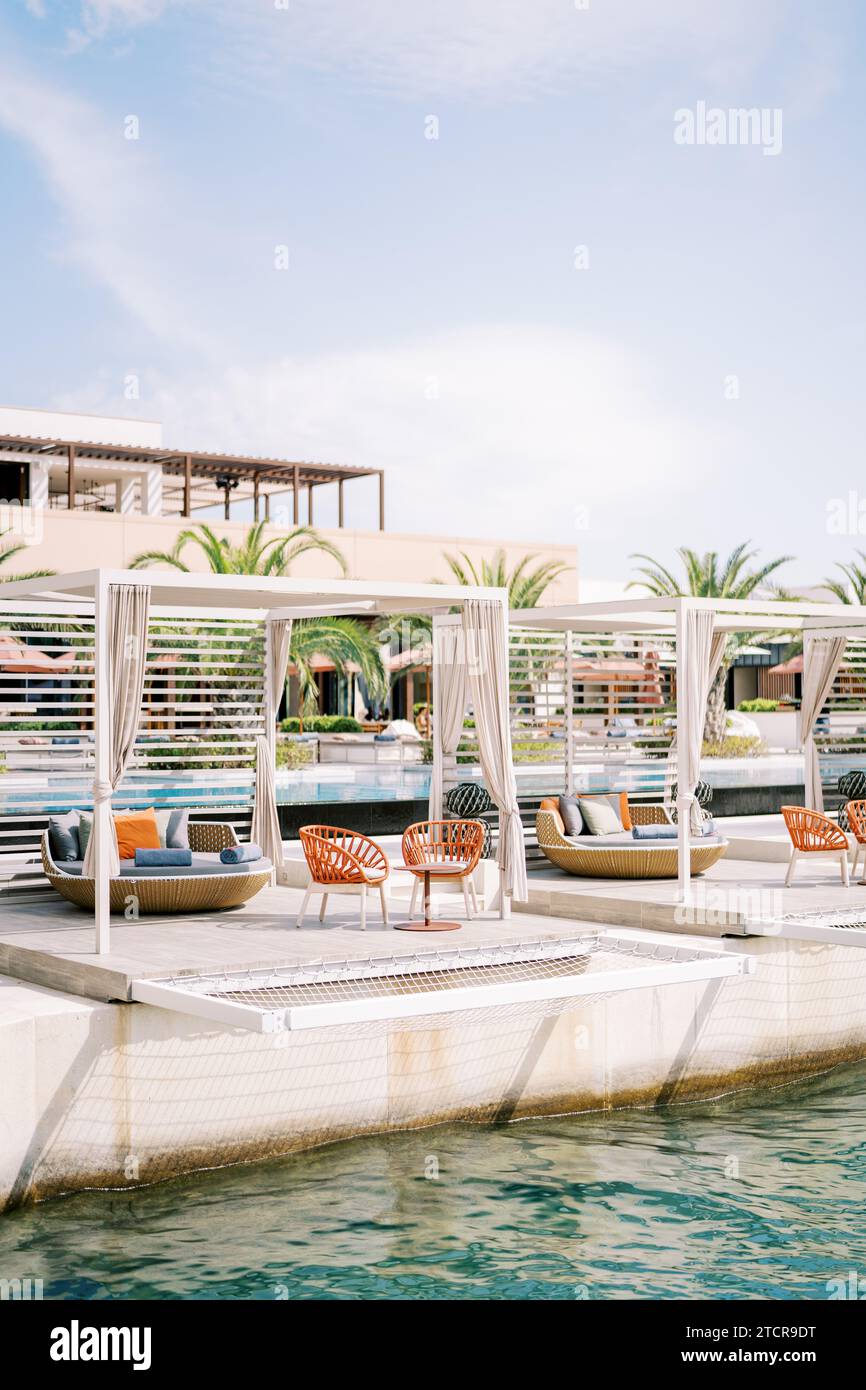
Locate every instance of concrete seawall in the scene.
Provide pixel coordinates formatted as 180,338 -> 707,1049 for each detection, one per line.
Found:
4,931 -> 866,1209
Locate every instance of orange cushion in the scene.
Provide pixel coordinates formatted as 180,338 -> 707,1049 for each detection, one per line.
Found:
114,808 -> 161,860
576,791 -> 632,831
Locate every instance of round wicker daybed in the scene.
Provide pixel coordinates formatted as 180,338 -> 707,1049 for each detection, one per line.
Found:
536,807 -> 728,880
41,821 -> 273,913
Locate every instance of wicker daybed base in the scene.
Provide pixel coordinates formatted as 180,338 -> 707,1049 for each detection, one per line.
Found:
41,822 -> 272,913
536,808 -> 728,880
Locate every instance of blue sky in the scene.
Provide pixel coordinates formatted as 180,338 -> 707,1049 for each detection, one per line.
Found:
1,1 -> 865,591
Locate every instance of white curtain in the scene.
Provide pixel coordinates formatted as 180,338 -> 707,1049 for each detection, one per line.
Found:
799,634 -> 846,811
429,621 -> 468,820
265,618 -> 293,720
251,618 -> 292,871
83,583 -> 151,877
461,599 -> 528,902
675,611 -> 727,834
251,734 -> 283,868
665,625 -> 727,825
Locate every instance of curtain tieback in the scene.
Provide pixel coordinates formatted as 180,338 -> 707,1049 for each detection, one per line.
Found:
92,779 -> 114,806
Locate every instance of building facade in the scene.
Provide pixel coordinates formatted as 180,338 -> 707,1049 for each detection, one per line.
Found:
0,406 -> 578,599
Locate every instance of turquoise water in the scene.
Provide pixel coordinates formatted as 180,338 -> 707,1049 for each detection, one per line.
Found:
3,1065 -> 866,1300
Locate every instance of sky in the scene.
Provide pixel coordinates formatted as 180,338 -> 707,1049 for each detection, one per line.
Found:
1,1 -> 865,593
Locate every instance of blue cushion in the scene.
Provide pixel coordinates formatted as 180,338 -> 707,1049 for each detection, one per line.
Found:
60,855 -> 272,879
48,810 -> 81,863
632,822 -> 718,842
632,823 -> 677,841
220,842 -> 263,864
135,848 -> 193,868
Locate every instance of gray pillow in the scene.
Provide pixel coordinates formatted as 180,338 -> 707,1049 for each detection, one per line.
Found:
77,811 -> 92,860
48,810 -> 80,863
558,796 -> 584,836
156,808 -> 190,850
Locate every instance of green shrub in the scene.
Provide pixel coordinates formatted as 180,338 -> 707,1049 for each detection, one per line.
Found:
276,739 -> 315,769
280,715 -> 362,734
737,698 -> 779,713
702,735 -> 766,758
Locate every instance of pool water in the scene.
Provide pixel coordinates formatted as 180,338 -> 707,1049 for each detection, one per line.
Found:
3,1063 -> 866,1300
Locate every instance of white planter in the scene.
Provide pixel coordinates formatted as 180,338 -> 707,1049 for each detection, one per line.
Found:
741,710 -> 799,750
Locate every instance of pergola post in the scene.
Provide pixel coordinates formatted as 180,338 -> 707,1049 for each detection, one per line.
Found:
675,599 -> 692,904
564,629 -> 575,795
93,575 -> 112,953
67,444 -> 76,511
263,618 -> 277,886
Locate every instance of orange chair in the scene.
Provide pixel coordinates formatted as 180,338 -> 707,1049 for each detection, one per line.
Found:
297,825 -> 390,930
401,819 -> 485,920
781,806 -> 850,887
844,799 -> 866,878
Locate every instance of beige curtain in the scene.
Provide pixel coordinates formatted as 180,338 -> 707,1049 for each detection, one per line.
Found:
250,617 -> 292,871
251,733 -> 283,868
429,621 -> 468,820
675,611 -> 727,834
800,633 -> 846,810
265,618 -> 293,719
461,599 -> 528,902
83,583 -> 151,877
666,624 -> 727,828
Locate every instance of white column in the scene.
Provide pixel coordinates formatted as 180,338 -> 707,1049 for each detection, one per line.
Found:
564,629 -> 575,795
676,600 -> 692,904
93,577 -> 112,953
141,465 -> 163,517
116,477 -> 137,514
29,461 -> 49,510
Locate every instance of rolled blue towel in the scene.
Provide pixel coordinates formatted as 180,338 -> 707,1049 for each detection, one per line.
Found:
135,847 -> 193,867
220,842 -> 263,864
632,823 -> 678,841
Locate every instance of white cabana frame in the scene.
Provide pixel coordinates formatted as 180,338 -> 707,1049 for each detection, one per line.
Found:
513,594 -> 866,902
0,568 -> 519,953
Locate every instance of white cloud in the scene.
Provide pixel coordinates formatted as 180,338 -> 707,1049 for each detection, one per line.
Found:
0,58 -> 218,354
51,0 -> 785,96
65,324 -> 730,544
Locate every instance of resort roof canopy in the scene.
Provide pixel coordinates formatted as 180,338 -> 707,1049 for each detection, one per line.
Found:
512,594 -> 866,636
0,568 -> 481,617
0,431 -> 385,527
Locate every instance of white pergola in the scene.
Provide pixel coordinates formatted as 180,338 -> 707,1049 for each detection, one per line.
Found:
513,594 -> 866,901
0,568 -> 525,953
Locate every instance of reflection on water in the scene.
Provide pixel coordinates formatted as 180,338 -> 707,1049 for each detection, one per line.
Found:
2,1064 -> 866,1300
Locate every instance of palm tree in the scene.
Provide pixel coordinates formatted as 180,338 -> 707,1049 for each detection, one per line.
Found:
441,548 -> 570,608
129,520 -> 346,577
0,527 -> 54,583
130,521 -> 386,719
822,552 -> 866,605
376,549 -> 569,721
628,543 -> 794,742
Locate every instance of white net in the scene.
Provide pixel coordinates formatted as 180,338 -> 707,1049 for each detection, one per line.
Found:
147,933 -> 737,1036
